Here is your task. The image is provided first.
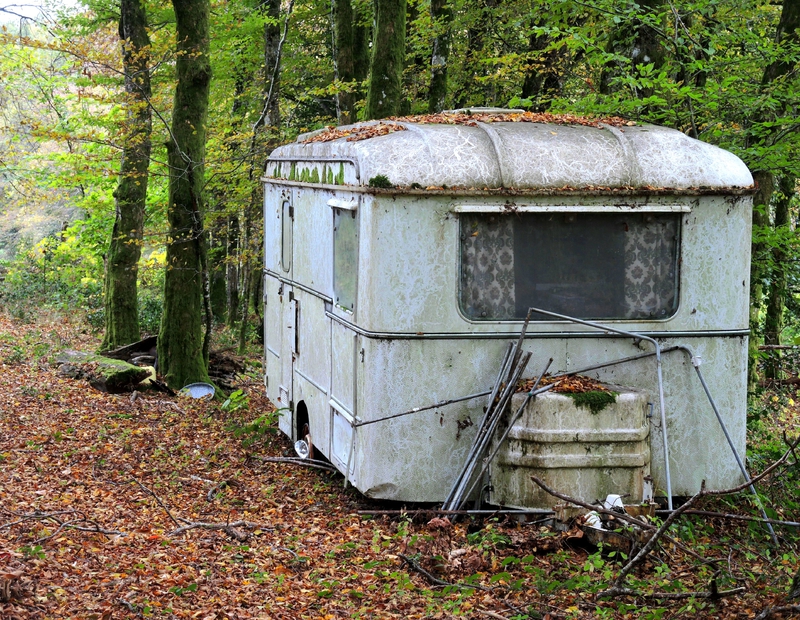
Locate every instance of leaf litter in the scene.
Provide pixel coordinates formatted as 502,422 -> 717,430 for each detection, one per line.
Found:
303,111 -> 635,144
0,314 -> 798,619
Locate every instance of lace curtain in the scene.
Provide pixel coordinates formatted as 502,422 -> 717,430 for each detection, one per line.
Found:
460,213 -> 679,320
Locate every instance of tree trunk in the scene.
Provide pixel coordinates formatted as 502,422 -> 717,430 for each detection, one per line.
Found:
226,214 -> 240,329
158,0 -> 212,388
520,20 -> 562,112
263,0 -> 281,130
748,0 -> 800,388
333,0 -> 357,124
599,0 -> 665,96
749,171 -> 773,388
365,0 -> 406,119
102,0 -> 151,351
764,174 -> 795,380
427,0 -> 451,112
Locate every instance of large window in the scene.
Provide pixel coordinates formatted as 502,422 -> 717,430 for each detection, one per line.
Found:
459,211 -> 680,321
333,208 -> 358,311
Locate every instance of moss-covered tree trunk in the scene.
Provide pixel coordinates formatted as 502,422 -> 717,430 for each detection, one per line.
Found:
520,19 -> 562,112
764,175 -> 796,380
365,0 -> 406,119
748,171 -> 773,388
158,0 -> 211,388
101,0 -> 151,350
427,0 -> 451,112
333,0 -> 357,124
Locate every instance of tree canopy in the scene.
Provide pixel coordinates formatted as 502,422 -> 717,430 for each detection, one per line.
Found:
0,0 -> 799,386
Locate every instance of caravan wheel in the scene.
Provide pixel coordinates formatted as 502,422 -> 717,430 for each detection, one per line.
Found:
301,422 -> 314,460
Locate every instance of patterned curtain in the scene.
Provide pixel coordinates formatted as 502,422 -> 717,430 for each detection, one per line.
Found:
624,217 -> 679,318
460,214 -> 515,319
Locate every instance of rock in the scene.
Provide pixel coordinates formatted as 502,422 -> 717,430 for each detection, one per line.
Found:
55,350 -> 151,393
57,363 -> 82,379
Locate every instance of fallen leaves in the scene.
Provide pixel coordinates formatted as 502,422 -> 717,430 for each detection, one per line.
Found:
302,121 -> 406,143
303,111 -> 636,144
0,314 -> 797,619
518,373 -> 611,394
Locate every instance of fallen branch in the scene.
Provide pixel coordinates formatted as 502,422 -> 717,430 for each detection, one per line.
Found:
168,520 -> 263,542
657,509 -> 800,528
399,553 -> 492,591
607,586 -> 746,600
0,508 -> 124,540
252,455 -> 338,473
477,611 -> 509,620
754,604 -> 800,620
529,475 -> 706,563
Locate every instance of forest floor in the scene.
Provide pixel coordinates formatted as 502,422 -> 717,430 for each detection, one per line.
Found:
0,314 -> 799,619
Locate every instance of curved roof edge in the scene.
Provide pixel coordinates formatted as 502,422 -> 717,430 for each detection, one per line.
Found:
269,120 -> 754,192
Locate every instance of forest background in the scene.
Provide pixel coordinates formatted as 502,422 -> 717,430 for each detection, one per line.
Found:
0,0 -> 799,384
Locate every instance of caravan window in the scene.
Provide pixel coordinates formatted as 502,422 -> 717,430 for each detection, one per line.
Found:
459,212 -> 680,321
333,208 -> 358,311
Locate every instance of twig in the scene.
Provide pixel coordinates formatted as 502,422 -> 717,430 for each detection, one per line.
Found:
168,520 -> 271,541
357,509 -> 553,517
399,553 -> 492,591
656,509 -> 800,528
599,484 -> 707,598
477,611 -> 509,620
130,477 -> 180,527
608,586 -> 746,600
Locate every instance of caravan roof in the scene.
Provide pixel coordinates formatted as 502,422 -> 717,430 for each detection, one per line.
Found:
268,112 -> 753,193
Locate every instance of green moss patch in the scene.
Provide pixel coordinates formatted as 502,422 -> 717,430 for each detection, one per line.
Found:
568,390 -> 617,414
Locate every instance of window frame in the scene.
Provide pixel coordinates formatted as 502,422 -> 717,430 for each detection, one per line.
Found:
456,205 -> 684,323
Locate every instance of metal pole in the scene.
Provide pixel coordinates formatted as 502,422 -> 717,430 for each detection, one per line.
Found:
526,307 -> 674,510
460,380 -> 556,505
678,345 -> 779,546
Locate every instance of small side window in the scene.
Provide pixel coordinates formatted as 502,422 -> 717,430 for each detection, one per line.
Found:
333,208 -> 358,311
281,199 -> 292,273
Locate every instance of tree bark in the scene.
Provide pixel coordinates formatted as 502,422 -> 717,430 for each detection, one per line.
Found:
764,175 -> 795,380
599,0 -> 665,96
520,19 -> 562,112
427,0 -> 451,112
158,0 -> 212,388
748,0 -> 800,388
102,0 -> 151,351
333,0 -> 357,124
365,0 -> 406,119
749,171 -> 773,388
226,214 -> 240,329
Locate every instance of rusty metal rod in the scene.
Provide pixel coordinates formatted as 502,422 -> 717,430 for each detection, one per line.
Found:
443,342 -> 520,508
445,351 -> 532,511
353,389 -> 492,428
459,358 -> 555,506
